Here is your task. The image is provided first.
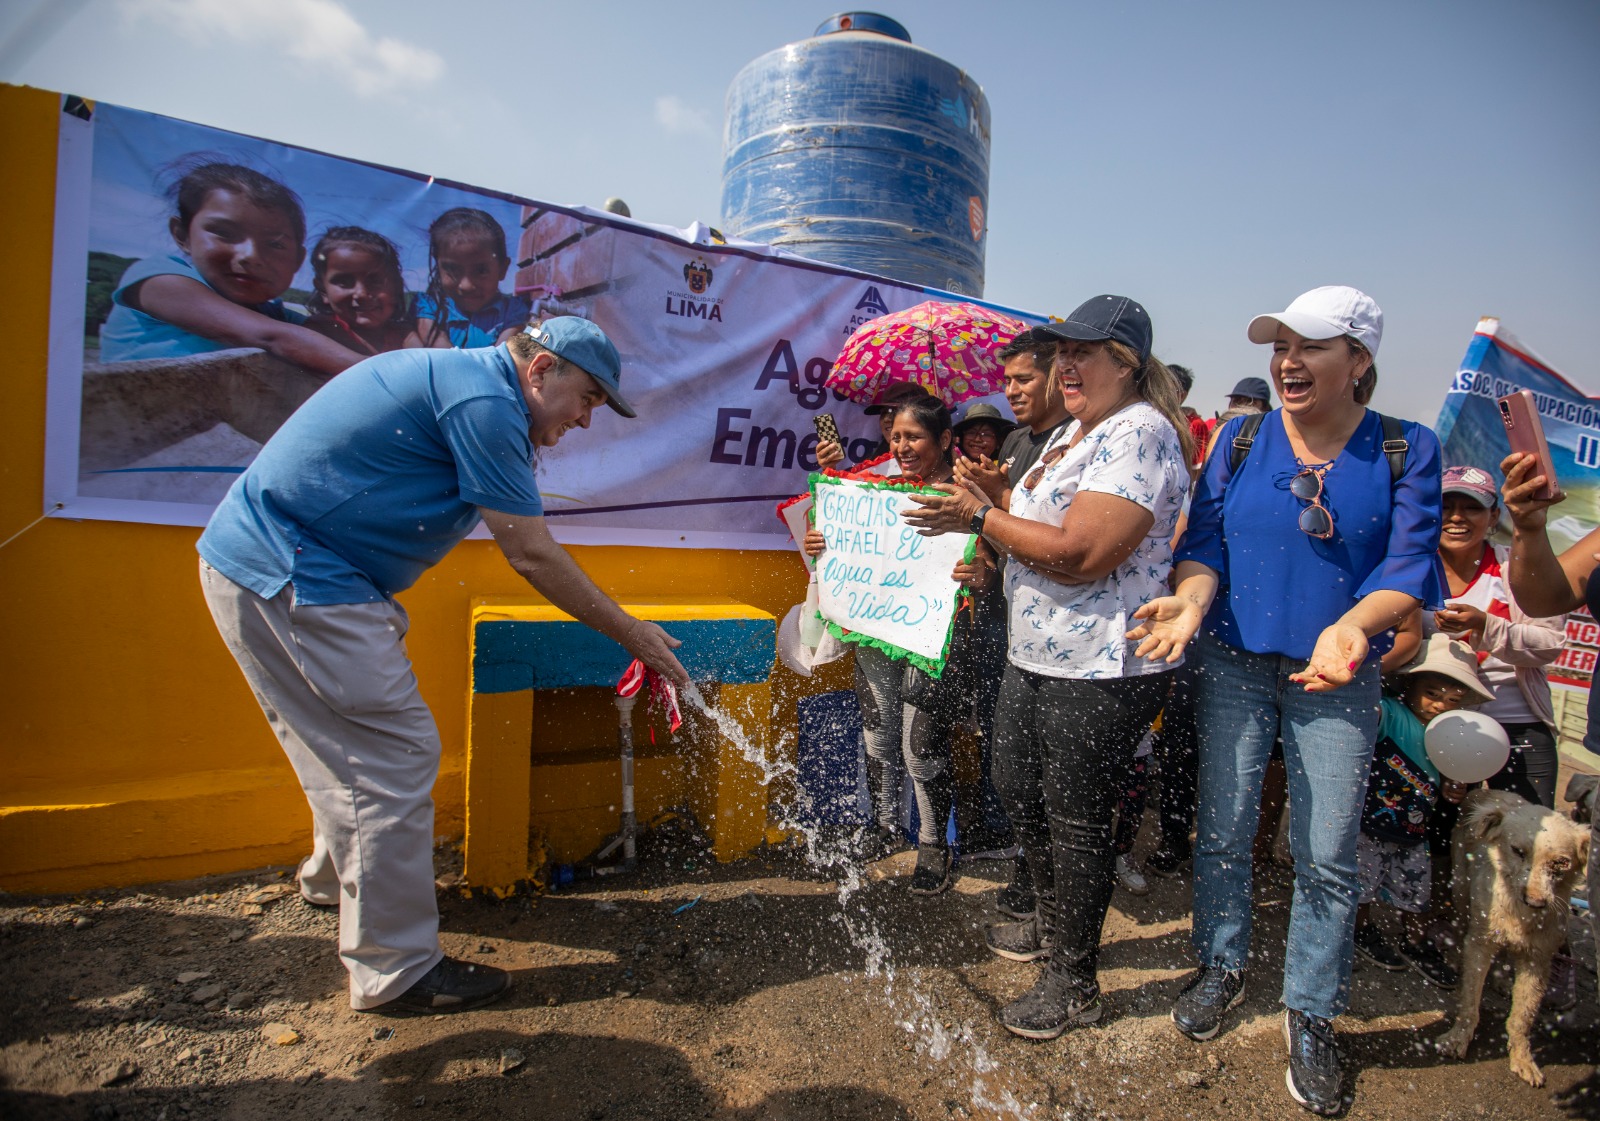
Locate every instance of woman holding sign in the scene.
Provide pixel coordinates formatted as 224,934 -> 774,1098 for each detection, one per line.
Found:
806,394 -> 999,894
813,382 -> 933,868
905,294 -> 1193,1040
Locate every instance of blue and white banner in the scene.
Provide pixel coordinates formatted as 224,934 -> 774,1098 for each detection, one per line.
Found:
44,98 -> 1039,549
1436,317 -> 1600,693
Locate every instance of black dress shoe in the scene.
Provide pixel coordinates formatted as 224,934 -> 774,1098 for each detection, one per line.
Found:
366,957 -> 511,1015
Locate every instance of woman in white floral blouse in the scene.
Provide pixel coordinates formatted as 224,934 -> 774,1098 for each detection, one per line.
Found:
905,294 -> 1193,1040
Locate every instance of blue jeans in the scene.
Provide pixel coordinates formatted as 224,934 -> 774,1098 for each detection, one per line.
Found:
1191,634 -> 1379,1020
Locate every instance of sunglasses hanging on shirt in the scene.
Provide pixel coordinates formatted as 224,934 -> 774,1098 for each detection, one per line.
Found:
1290,464 -> 1334,540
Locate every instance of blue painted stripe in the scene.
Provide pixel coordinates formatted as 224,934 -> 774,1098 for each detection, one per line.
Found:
473,617 -> 775,693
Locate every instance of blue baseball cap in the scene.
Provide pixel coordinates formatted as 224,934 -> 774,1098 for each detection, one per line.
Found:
524,317 -> 634,418
1038,295 -> 1153,365
1229,377 -> 1272,404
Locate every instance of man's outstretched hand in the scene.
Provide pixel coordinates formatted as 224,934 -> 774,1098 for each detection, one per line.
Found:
624,619 -> 689,688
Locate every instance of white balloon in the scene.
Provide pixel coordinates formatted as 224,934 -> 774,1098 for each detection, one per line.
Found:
1424,710 -> 1511,784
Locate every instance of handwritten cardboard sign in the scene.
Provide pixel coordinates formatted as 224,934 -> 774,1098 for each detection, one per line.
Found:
809,474 -> 974,671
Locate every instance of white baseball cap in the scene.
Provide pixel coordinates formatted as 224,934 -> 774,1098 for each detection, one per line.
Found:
1247,285 -> 1383,358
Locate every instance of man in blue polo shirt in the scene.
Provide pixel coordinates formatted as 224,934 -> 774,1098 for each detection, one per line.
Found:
197,317 -> 687,1015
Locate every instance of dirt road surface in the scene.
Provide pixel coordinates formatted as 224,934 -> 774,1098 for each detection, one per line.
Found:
2,837 -> 1595,1120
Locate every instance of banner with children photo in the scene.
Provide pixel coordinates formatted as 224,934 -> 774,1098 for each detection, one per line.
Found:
1434,317 -> 1600,710
44,96 -> 1039,547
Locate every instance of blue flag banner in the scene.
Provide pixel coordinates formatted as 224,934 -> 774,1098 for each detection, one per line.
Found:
1435,318 -> 1599,702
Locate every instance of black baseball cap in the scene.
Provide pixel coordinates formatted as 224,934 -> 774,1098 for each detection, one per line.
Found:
1037,295 -> 1152,364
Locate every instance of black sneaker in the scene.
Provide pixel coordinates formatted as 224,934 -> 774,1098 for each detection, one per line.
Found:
1283,1008 -> 1343,1116
1144,845 -> 1191,879
1171,965 -> 1245,1042
1352,924 -> 1406,971
855,825 -> 906,863
999,970 -> 1102,1040
959,825 -> 1016,860
369,957 -> 512,1015
1397,938 -> 1458,990
985,915 -> 1052,963
996,880 -> 1036,920
908,843 -> 953,895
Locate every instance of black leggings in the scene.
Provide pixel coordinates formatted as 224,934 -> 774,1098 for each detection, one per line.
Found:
1486,721 -> 1558,809
901,607 -> 990,846
991,664 -> 1170,982
1152,657 -> 1199,856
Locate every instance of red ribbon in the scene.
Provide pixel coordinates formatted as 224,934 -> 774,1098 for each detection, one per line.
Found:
617,658 -> 682,737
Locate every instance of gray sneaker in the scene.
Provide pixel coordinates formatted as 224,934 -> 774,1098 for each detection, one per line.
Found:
1114,854 -> 1149,896
1171,965 -> 1245,1041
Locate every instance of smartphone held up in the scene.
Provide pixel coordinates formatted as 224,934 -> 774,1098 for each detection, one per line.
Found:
1497,390 -> 1561,501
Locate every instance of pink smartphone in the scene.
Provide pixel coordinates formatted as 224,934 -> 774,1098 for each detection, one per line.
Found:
1497,390 -> 1560,501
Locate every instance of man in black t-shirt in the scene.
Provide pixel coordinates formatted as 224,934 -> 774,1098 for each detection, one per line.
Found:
957,329 -> 1069,505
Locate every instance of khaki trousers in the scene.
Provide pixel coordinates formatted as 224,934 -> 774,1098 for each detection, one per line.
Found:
200,560 -> 443,1008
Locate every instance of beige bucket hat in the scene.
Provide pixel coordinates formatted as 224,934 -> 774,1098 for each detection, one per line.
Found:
1396,632 -> 1493,705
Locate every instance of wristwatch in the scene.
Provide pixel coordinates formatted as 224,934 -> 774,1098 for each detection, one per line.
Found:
969,505 -> 992,535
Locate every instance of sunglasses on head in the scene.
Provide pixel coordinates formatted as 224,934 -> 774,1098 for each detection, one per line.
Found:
1290,465 -> 1333,540
1024,444 -> 1068,491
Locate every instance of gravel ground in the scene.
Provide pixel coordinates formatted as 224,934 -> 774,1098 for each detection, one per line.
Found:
1,829 -> 1596,1121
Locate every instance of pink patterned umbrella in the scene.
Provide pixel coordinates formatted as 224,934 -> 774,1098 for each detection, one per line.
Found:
826,300 -> 1032,409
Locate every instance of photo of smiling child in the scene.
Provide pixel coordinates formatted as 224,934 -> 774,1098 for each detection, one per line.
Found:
414,207 -> 531,348
98,159 -> 368,376
302,226 -> 420,355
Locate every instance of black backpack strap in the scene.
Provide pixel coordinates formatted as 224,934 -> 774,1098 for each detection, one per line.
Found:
1228,412 -> 1266,475
1229,410 -> 1406,481
1377,412 -> 1409,484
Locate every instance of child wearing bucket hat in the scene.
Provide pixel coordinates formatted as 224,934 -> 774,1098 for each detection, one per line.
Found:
1352,633 -> 1491,990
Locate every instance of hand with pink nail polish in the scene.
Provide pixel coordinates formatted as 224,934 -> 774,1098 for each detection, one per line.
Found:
1289,623 -> 1369,693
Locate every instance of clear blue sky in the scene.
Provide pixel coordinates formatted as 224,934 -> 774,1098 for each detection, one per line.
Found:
4,0 -> 1596,425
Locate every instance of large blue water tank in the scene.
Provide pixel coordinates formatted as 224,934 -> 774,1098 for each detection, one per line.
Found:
720,13 -> 991,296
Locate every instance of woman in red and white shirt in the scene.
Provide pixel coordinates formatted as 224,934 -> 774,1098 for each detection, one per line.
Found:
1433,466 -> 1566,806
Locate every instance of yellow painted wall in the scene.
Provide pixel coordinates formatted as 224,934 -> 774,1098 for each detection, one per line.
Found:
0,85 -> 850,894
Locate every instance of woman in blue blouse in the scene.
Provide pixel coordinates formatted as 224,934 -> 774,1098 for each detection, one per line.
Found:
1128,286 -> 1443,1117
